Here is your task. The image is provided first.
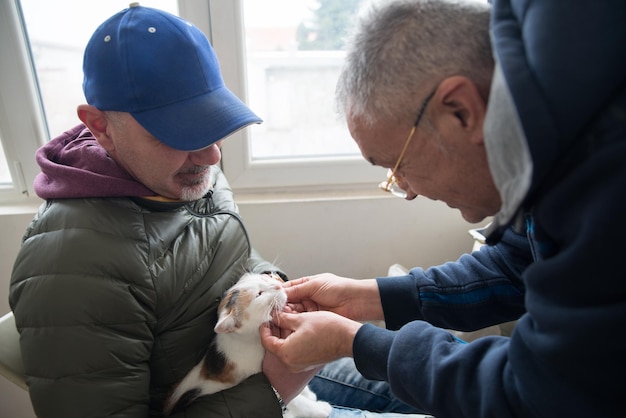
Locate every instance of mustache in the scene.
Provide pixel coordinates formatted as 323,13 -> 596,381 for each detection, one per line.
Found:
179,165 -> 211,175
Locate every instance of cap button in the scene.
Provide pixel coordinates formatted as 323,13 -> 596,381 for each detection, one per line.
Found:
129,2 -> 140,7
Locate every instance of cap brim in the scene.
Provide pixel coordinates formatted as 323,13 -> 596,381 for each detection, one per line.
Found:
131,86 -> 262,151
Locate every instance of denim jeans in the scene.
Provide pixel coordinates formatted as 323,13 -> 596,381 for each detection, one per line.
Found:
309,358 -> 433,418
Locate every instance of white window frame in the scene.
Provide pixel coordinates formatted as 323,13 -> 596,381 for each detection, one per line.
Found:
0,0 -> 47,203
183,0 -> 385,197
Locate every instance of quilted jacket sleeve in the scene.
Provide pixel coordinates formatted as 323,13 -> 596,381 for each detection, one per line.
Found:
10,199 -> 156,417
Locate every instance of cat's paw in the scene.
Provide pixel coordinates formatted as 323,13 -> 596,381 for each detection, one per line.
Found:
284,388 -> 332,418
311,399 -> 332,418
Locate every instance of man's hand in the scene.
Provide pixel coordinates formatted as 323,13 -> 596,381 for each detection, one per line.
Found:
260,310 -> 362,373
262,349 -> 321,404
284,273 -> 384,321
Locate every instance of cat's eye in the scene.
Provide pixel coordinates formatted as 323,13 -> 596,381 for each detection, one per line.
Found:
257,290 -> 264,297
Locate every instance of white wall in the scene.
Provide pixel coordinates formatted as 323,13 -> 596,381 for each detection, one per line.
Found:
0,196 -> 478,417
238,196 -> 475,279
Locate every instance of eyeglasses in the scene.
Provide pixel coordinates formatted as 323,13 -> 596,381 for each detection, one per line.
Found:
378,89 -> 436,198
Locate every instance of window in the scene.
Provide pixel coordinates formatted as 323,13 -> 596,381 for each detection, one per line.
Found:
205,0 -> 386,195
244,1 -> 360,160
0,0 -> 386,204
0,0 -> 47,201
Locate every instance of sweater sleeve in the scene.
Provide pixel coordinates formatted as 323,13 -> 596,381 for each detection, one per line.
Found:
351,227 -> 530,416
353,322 -> 521,417
379,226 -> 531,332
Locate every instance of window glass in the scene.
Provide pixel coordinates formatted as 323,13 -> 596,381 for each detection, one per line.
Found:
0,138 -> 12,185
243,0 -> 364,160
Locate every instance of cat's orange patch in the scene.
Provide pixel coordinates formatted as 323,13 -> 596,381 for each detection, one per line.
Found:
217,288 -> 254,331
234,290 -> 254,323
201,359 -> 237,384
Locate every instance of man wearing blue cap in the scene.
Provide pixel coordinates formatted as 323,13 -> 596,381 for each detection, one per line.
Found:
9,4 -> 291,417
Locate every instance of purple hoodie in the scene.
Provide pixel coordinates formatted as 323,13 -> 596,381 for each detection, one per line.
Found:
34,124 -> 156,199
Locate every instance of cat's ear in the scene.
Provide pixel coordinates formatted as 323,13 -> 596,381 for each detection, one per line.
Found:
215,312 -> 240,334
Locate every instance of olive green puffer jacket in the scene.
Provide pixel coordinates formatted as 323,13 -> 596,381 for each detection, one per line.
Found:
10,169 -> 284,417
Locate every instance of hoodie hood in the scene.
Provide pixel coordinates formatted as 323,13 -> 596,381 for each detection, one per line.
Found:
483,63 -> 533,240
484,0 -> 626,242
34,124 -> 156,199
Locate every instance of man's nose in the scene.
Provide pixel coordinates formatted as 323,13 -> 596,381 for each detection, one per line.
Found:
189,140 -> 223,165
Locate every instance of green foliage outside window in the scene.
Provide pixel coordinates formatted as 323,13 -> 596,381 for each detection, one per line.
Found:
296,0 -> 363,50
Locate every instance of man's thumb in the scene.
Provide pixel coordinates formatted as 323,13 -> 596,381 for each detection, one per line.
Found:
272,311 -> 299,329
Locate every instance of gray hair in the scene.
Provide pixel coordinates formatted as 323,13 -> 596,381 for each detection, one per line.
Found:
336,0 -> 493,126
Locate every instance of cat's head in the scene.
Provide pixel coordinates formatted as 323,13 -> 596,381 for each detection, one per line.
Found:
214,272 -> 287,334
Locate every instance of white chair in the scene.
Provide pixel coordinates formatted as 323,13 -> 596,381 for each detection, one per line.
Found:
0,311 -> 27,390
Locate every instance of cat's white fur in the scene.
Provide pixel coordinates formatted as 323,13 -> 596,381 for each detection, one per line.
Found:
164,272 -> 331,418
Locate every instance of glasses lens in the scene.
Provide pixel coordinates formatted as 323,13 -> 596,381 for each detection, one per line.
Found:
388,182 -> 408,199
378,176 -> 408,199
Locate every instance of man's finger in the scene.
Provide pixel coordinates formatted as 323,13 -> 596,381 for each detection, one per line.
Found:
272,311 -> 301,329
260,324 -> 283,352
282,276 -> 310,288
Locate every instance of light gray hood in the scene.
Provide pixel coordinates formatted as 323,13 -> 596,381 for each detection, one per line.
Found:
483,62 -> 533,241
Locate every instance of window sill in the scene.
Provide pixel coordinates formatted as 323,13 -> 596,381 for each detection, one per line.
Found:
232,183 -> 394,205
0,196 -> 42,216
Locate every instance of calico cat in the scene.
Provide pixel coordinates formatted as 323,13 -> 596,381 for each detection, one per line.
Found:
163,272 -> 332,418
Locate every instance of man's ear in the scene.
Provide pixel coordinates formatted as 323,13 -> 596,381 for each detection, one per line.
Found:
433,76 -> 486,144
76,104 -> 114,150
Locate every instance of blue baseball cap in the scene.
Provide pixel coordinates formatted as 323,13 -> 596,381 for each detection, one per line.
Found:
82,3 -> 261,151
